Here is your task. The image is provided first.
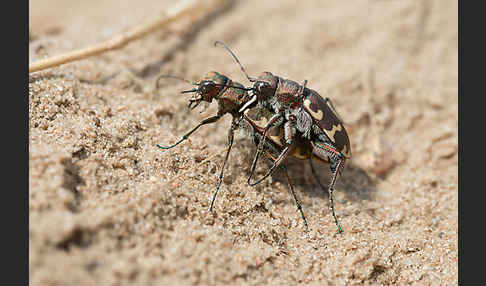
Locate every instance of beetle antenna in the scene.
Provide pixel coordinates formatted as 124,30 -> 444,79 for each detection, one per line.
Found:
181,88 -> 198,94
213,84 -> 254,91
155,74 -> 195,91
214,41 -> 255,83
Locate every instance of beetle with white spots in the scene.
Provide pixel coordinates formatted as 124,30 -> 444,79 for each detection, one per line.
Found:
215,41 -> 352,233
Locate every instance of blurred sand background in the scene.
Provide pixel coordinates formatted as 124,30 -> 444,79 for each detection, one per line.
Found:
29,0 -> 458,285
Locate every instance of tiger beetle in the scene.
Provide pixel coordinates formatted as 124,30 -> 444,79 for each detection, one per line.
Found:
155,71 -> 251,212
155,71 -> 312,232
215,41 -> 352,233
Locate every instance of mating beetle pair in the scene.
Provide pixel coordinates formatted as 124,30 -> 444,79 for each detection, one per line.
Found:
156,41 -> 351,233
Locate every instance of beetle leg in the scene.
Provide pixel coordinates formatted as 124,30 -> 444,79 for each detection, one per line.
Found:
327,158 -> 344,233
157,114 -> 222,150
281,164 -> 310,234
248,119 -> 296,186
283,115 -> 297,145
247,113 -> 282,184
311,142 -> 344,233
248,145 -> 291,186
209,117 -> 239,212
263,151 -> 309,234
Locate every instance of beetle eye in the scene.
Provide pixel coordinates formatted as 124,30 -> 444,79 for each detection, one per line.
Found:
199,81 -> 214,93
255,81 -> 269,92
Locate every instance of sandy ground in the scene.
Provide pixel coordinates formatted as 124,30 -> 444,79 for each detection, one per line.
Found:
29,0 -> 458,285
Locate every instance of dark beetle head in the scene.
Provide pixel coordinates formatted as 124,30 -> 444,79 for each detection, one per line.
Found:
196,80 -> 218,100
253,72 -> 278,100
186,71 -> 229,109
155,69 -> 251,111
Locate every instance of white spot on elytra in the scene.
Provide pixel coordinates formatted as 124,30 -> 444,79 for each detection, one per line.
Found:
303,99 -> 323,120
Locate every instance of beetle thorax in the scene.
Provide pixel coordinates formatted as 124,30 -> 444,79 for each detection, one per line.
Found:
275,78 -> 302,107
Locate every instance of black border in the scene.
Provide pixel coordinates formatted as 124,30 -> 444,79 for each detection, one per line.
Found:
14,0 -> 29,284
457,0 -> 462,284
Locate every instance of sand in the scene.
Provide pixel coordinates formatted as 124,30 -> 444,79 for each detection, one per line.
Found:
29,0 -> 458,285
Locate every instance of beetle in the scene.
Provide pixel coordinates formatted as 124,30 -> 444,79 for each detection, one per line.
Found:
215,41 -> 351,232
156,72 -> 316,230
155,71 -> 253,212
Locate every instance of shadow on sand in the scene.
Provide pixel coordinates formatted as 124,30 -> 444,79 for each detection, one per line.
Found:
234,140 -> 377,204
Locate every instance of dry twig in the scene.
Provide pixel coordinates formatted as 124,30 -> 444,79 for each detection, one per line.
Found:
29,0 -> 227,73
